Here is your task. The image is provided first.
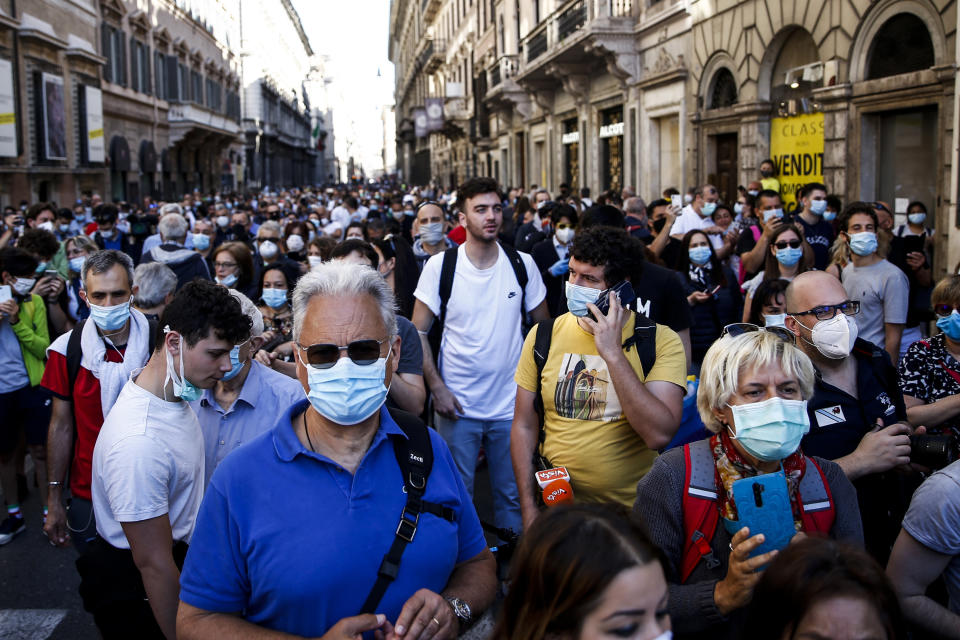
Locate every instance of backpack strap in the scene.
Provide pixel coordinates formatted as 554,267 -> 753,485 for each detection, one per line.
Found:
622,312 -> 657,378
500,242 -> 529,320
798,456 -> 836,535
532,318 -> 556,470
437,247 -> 459,330
680,439 -> 722,583
361,408 -> 455,614
67,317 -> 158,393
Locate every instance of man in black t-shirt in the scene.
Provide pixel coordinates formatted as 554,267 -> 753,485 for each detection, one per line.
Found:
794,182 -> 835,270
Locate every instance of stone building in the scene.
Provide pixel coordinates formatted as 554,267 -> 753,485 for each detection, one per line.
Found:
390,0 -> 960,268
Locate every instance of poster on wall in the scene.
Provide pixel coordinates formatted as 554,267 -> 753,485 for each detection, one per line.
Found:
0,59 -> 15,158
413,107 -> 427,138
84,86 -> 104,163
425,97 -> 444,132
769,112 -> 824,209
41,72 -> 67,160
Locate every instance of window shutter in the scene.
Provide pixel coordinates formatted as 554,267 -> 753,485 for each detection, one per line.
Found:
101,24 -> 112,83
144,45 -> 152,95
118,31 -> 127,87
166,55 -> 178,101
129,35 -> 138,91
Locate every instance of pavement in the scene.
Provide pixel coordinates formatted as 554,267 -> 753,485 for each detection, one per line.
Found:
0,456 -> 502,639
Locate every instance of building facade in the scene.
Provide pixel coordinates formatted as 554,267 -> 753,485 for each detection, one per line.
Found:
390,0 -> 960,269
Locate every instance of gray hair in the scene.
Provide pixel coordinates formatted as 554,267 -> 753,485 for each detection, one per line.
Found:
227,289 -> 264,337
258,220 -> 282,236
158,213 -> 188,241
291,261 -> 397,343
133,262 -> 178,308
82,250 -> 135,291
159,203 -> 183,216
624,197 -> 646,215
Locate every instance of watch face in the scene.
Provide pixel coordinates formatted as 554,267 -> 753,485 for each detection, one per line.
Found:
448,597 -> 470,620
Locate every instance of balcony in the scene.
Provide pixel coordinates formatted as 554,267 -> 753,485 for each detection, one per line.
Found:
487,55 -> 519,89
168,103 -> 241,147
416,38 -> 446,74
516,0 -> 640,88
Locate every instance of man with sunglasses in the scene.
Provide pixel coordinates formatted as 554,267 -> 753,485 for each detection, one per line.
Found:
785,270 -> 923,563
178,262 -> 495,640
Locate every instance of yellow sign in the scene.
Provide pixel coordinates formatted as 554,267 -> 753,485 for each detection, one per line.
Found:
770,112 -> 824,209
89,128 -> 104,139
0,113 -> 14,125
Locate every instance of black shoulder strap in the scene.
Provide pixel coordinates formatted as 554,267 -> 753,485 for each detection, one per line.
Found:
622,312 -> 657,378
361,408 -> 455,615
437,247 -> 459,330
532,318 -> 556,469
66,319 -> 86,392
500,242 -> 529,318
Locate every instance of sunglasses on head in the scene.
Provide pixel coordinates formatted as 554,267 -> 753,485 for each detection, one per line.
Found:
296,339 -> 386,369
774,239 -> 802,249
720,323 -> 796,344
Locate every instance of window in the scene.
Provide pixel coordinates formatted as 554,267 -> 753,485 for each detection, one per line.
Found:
191,70 -> 203,105
154,51 -> 167,100
130,38 -> 151,95
205,78 -> 222,111
101,23 -> 126,86
176,62 -> 190,101
867,13 -> 935,80
709,68 -> 737,109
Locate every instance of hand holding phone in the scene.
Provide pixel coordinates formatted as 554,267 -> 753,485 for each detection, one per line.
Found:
588,281 -> 637,321
671,194 -> 683,209
731,472 -> 796,559
0,284 -> 10,304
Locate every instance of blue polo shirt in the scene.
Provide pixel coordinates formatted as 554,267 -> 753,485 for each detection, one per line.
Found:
179,400 -> 487,636
190,361 -> 305,487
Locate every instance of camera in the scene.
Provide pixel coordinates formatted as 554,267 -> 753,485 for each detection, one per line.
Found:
909,434 -> 958,471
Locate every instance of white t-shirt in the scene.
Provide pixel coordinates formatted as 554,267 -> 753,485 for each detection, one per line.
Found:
672,206 -> 712,237
415,244 -> 546,421
329,205 -> 352,230
92,377 -> 205,549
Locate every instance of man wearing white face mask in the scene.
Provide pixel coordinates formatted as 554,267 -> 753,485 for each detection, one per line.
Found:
412,202 -> 454,272
189,291 -> 302,488
836,202 -> 909,364
785,271 -> 922,563
80,280 -> 251,639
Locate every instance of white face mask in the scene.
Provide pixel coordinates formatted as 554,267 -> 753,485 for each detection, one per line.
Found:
555,227 -> 575,244
13,277 -> 35,296
795,312 -> 858,359
258,240 -> 278,259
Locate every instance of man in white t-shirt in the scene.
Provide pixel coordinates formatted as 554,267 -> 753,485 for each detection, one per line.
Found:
671,183 -> 721,239
81,280 -> 252,639
413,177 -> 549,536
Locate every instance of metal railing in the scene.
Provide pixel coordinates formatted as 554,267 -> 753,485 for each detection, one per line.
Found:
558,0 -> 586,41
487,55 -> 519,89
526,30 -> 548,62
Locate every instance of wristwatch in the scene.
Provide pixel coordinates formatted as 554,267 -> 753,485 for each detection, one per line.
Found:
445,596 -> 472,628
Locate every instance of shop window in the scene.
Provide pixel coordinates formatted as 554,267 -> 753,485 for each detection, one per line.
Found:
709,68 -> 737,109
867,14 -> 935,80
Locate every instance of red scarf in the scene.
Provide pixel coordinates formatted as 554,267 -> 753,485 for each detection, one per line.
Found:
710,430 -> 806,531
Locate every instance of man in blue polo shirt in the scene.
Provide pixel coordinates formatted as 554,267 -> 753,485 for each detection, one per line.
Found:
190,290 -> 303,487
177,262 -> 495,640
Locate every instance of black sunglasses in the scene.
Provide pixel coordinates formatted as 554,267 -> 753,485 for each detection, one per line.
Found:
296,339 -> 386,369
720,323 -> 796,344
774,239 -> 802,249
788,300 -> 860,321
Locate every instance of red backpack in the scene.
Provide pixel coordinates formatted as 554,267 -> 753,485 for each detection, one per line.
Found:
679,439 -> 836,583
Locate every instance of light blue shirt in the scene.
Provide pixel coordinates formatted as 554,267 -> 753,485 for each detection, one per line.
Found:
0,318 -> 29,393
190,360 -> 304,487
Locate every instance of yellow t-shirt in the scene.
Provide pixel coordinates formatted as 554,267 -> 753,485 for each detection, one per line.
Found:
515,312 -> 686,507
761,176 -> 781,193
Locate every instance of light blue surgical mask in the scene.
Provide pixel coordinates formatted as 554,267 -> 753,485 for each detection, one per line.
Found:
88,300 -> 131,331
700,202 -> 717,218
809,199 -> 827,216
192,233 -> 210,250
420,222 -> 445,245
908,212 -> 926,225
936,310 -> 960,341
162,328 -> 203,401
220,341 -> 249,382
728,397 -> 810,462
262,287 -> 288,309
69,256 -> 86,274
764,313 -> 787,328
688,246 -> 712,265
217,273 -> 239,288
734,203 -> 744,216
300,351 -> 389,425
823,210 -> 837,222
848,231 -> 878,257
775,246 -> 803,267
34,261 -> 48,275
763,208 -> 784,223
565,281 -> 600,317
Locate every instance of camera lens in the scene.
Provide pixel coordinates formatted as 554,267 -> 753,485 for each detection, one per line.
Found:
909,434 -> 958,471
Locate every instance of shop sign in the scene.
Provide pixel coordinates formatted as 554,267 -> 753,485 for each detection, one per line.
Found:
561,131 -> 580,145
0,59 -> 15,158
770,112 -> 824,209
599,122 -> 624,139
84,86 -> 104,163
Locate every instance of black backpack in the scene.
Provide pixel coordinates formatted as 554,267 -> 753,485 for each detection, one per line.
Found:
530,313 -> 657,470
360,408 -> 455,614
427,242 -> 529,367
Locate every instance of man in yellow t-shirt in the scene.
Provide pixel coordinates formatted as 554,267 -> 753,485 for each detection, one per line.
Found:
511,226 -> 686,530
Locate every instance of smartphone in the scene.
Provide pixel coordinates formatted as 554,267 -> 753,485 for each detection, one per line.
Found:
0,284 -> 10,304
589,281 -> 637,321
671,194 -> 682,209
902,235 -> 925,257
707,284 -> 721,296
44,269 -> 59,280
730,472 -> 796,559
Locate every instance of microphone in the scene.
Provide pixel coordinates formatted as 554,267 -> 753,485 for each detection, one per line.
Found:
535,467 -> 575,507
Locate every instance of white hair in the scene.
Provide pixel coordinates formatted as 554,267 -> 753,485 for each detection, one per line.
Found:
291,262 -> 397,343
159,203 -> 183,216
697,331 -> 816,433
158,213 -> 188,241
227,289 -> 264,337
133,262 -> 177,308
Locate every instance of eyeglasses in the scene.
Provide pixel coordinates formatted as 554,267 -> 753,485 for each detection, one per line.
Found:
774,239 -> 802,249
214,261 -> 238,269
934,304 -> 960,318
720,323 -> 796,344
296,339 -> 386,369
788,300 -> 860,321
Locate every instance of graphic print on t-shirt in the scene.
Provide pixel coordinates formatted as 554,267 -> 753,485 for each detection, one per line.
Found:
554,353 -> 622,421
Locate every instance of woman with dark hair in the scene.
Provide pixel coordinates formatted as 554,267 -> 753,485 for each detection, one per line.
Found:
211,241 -> 258,301
344,221 -> 367,242
745,537 -> 903,640
282,221 -> 310,265
370,235 -> 418,319
677,229 -> 742,367
492,503 -> 671,640
257,265 -> 293,347
747,278 -> 790,328
741,224 -> 810,322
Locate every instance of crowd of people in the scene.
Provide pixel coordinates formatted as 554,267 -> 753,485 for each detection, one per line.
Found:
0,170 -> 957,640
